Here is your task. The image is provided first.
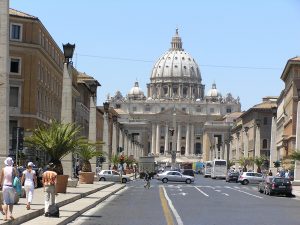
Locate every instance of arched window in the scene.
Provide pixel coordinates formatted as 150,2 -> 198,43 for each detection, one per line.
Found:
181,146 -> 185,155
262,139 -> 268,149
160,146 -> 164,155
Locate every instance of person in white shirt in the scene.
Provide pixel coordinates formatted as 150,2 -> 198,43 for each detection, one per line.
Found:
21,162 -> 37,210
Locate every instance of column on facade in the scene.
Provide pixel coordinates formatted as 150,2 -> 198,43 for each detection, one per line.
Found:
156,123 -> 161,155
219,135 -> 224,159
88,96 -> 97,173
185,124 -> 190,156
124,133 -> 128,156
177,123 -> 181,153
254,125 -> 261,171
102,114 -> 110,169
235,133 -> 240,167
229,139 -> 233,161
270,115 -> 278,173
243,129 -> 249,158
0,1 -> 9,160
112,122 -> 117,156
214,136 -> 218,159
164,124 -> 169,155
119,129 -> 124,151
210,146 -> 213,161
294,100 -> 300,182
190,124 -> 195,155
151,123 -> 156,154
224,142 -> 228,161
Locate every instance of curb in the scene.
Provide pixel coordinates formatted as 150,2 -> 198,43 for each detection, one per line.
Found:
57,184 -> 126,225
3,182 -> 115,225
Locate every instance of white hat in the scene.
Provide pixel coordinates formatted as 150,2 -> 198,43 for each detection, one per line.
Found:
27,162 -> 35,167
4,157 -> 14,166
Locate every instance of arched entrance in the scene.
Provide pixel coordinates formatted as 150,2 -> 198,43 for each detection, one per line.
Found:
181,146 -> 185,155
195,143 -> 202,154
160,146 -> 164,155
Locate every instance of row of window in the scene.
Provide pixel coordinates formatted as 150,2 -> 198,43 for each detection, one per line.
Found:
131,106 -> 231,113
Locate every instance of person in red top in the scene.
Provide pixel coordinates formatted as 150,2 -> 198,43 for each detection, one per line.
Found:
42,163 -> 57,216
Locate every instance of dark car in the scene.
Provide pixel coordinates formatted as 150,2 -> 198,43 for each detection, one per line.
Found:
180,169 -> 195,177
258,176 -> 292,196
226,171 -> 239,183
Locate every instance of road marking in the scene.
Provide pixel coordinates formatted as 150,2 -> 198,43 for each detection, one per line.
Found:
225,187 -> 263,199
161,186 -> 184,225
194,186 -> 209,197
222,193 -> 229,196
215,190 -> 221,192
159,186 -> 175,225
197,185 -> 215,189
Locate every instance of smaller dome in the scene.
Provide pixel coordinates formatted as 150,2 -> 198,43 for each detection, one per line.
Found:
128,81 -> 144,95
207,82 -> 221,97
128,81 -> 145,100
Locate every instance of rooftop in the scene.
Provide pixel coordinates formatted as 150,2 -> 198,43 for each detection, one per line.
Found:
9,8 -> 37,19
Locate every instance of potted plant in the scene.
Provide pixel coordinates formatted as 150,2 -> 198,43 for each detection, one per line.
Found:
25,120 -> 84,193
254,156 -> 265,173
77,142 -> 103,184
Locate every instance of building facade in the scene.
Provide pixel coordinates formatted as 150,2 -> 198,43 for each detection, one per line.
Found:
109,29 -> 241,163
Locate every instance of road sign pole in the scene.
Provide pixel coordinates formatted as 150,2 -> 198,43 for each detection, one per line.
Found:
16,127 -> 19,166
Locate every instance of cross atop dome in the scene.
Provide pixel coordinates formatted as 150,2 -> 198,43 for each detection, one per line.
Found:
170,28 -> 183,51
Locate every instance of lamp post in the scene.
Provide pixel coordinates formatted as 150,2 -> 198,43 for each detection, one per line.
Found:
61,42 -> 75,179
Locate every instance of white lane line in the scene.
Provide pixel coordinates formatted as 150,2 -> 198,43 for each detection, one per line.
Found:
215,190 -> 221,192
162,186 -> 184,225
222,193 -> 229,196
225,187 -> 263,199
194,186 -> 209,197
197,185 -> 215,189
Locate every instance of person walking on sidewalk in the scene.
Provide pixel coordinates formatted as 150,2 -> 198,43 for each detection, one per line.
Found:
42,163 -> 57,217
0,157 -> 17,221
21,162 -> 37,210
144,170 -> 150,189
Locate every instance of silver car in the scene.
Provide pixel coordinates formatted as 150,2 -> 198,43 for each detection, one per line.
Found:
157,171 -> 195,184
98,170 -> 130,183
238,172 -> 263,185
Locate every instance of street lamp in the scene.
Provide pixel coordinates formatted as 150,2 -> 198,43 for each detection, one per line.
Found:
255,119 -> 261,128
271,106 -> 277,117
89,82 -> 99,97
112,115 -> 118,123
62,43 -> 75,64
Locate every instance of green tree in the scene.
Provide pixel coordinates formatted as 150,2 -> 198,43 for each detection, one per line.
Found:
239,157 -> 253,172
110,154 -> 120,170
76,142 -> 104,172
288,151 -> 300,161
254,156 -> 265,173
227,160 -> 235,169
25,121 -> 84,175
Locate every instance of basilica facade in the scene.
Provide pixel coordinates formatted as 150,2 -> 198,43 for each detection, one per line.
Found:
109,29 -> 241,163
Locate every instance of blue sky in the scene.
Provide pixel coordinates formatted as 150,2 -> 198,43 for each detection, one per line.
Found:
10,0 -> 300,110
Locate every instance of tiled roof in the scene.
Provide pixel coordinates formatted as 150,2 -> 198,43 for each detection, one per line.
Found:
9,8 -> 37,19
289,56 -> 300,62
252,101 -> 276,109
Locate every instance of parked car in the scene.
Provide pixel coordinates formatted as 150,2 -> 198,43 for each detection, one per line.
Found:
156,171 -> 195,184
238,172 -> 263,185
226,171 -> 240,183
98,170 -> 130,183
180,169 -> 195,177
258,176 -> 292,196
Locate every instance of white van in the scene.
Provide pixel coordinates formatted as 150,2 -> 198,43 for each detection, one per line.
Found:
204,161 -> 212,178
211,159 -> 227,179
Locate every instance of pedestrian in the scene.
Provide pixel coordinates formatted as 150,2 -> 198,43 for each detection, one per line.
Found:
268,170 -> 273,176
21,162 -> 37,210
42,163 -> 57,217
0,157 -> 17,221
144,170 -> 150,189
285,169 -> 290,179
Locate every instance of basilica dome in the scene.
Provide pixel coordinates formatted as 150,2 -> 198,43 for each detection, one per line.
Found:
147,29 -> 204,100
150,29 -> 201,83
207,83 -> 221,98
127,81 -> 145,100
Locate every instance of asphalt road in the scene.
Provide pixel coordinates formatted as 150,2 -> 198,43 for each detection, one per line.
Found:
69,175 -> 300,225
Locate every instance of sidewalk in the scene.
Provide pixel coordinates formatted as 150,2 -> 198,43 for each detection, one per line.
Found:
292,185 -> 300,198
0,173 -> 138,225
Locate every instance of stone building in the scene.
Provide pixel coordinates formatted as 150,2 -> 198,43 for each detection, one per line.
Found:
109,29 -> 241,163
229,97 -> 277,170
6,9 -> 100,166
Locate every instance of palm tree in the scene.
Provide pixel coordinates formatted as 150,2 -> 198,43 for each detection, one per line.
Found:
76,142 -> 104,172
227,160 -> 235,169
254,156 -> 265,173
288,151 -> 300,161
239,157 -> 253,172
25,121 -> 84,175
110,154 -> 120,170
